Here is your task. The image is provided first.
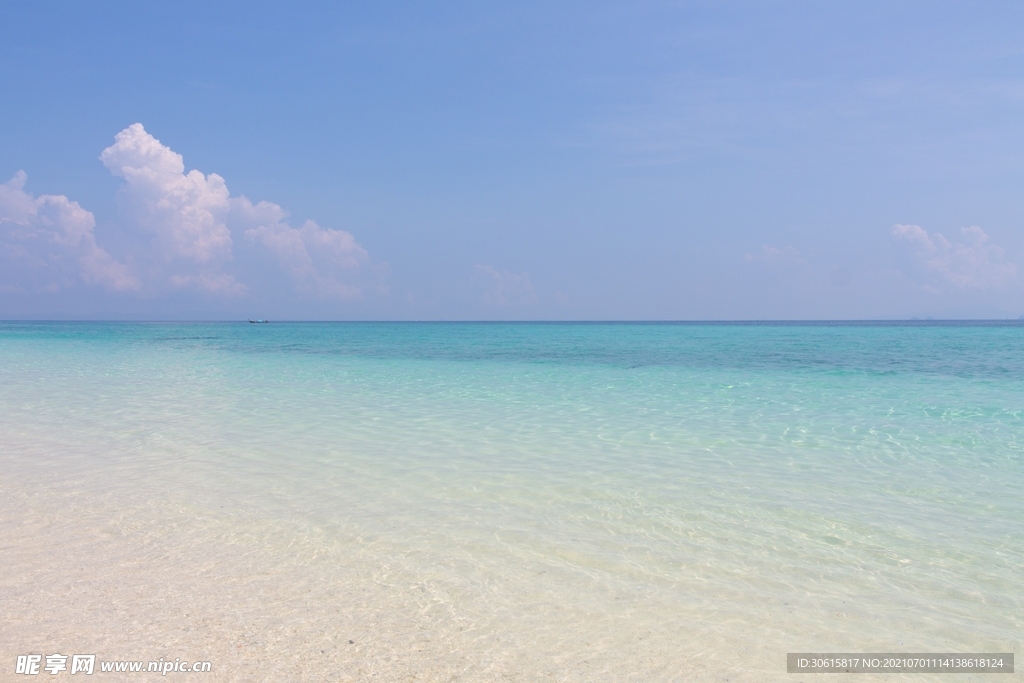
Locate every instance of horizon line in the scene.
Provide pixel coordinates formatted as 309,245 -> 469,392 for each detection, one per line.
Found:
2,318 -> 1023,324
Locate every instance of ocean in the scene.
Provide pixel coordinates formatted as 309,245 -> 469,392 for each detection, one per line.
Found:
1,322 -> 1021,681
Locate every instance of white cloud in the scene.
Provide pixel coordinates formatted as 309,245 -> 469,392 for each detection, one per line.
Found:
100,123 -> 241,293
1,123 -> 373,305
240,203 -> 368,300
99,123 -> 369,299
0,171 -> 138,292
474,265 -> 536,306
892,223 -> 1017,289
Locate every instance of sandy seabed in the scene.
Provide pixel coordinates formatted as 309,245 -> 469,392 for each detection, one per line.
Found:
2,486 -> 750,682
2,479 -> 1012,683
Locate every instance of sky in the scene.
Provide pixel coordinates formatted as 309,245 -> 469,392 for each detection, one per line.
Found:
2,1 -> 1023,320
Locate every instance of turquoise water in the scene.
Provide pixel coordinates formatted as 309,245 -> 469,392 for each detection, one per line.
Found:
2,322 -> 1021,680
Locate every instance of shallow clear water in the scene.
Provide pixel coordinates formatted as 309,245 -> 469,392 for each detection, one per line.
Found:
2,322 -> 1021,680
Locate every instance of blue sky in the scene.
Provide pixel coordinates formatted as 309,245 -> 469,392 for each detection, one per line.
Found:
2,1 -> 1023,319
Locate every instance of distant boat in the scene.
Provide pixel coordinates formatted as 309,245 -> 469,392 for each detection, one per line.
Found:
248,319 -> 269,323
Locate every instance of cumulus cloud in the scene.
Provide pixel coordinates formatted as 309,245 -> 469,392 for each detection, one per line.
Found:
99,123 -> 370,299
892,224 -> 1016,289
0,171 -> 138,292
2,123 -> 372,306
239,203 -> 368,300
101,123 -> 242,293
474,265 -> 536,306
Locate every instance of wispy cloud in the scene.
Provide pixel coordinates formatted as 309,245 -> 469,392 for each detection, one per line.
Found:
892,223 -> 1016,290
743,244 -> 803,266
473,265 -> 536,306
